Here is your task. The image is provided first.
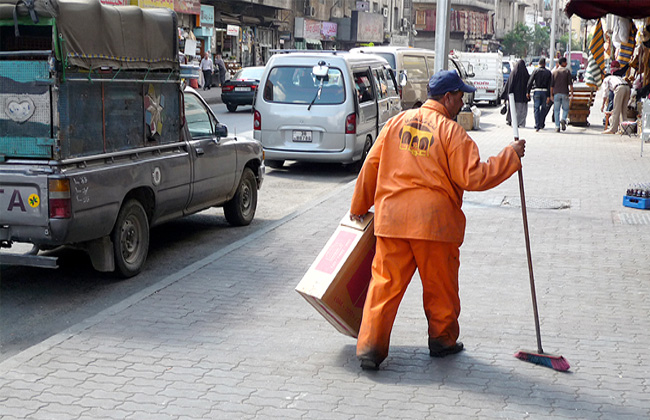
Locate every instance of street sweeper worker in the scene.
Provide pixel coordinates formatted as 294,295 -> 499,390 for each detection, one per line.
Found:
349,69 -> 526,370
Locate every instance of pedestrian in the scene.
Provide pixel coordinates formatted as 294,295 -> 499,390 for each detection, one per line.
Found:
550,57 -> 573,132
215,53 -> 227,87
600,62 -> 631,134
501,59 -> 530,128
200,52 -> 214,90
349,70 -> 526,370
526,57 -> 553,132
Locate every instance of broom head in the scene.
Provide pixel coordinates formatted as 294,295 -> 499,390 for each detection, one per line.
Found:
514,350 -> 570,372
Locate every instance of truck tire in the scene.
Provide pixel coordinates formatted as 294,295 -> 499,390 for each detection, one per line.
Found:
226,104 -> 238,112
111,199 -> 149,278
224,168 -> 257,226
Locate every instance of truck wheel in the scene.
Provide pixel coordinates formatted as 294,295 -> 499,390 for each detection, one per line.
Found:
226,104 -> 237,112
265,159 -> 284,169
224,168 -> 257,226
111,199 -> 149,278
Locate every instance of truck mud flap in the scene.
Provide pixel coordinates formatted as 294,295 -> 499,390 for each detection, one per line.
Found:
0,252 -> 58,269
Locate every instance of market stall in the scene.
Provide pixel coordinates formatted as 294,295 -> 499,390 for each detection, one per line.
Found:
566,0 -> 650,150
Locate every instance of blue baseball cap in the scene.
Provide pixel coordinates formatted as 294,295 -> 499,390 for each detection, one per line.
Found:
427,70 -> 476,97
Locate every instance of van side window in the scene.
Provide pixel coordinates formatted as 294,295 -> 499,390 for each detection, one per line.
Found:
384,68 -> 398,97
263,66 -> 344,104
354,72 -> 375,103
184,93 -> 214,138
403,55 -> 427,80
373,69 -> 388,99
426,57 -> 436,77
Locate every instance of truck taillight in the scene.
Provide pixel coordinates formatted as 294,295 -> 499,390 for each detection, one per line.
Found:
254,110 -> 261,130
345,113 -> 356,134
49,179 -> 71,219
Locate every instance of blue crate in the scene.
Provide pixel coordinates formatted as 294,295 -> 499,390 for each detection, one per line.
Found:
623,195 -> 650,209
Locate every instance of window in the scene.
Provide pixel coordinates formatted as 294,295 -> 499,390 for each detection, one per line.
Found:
184,93 -> 214,138
384,68 -> 398,97
374,69 -> 388,99
426,57 -> 436,77
403,55 -> 427,80
354,71 -> 375,103
263,66 -> 345,104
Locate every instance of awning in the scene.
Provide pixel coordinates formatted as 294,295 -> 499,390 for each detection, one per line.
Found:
565,0 -> 650,19
305,38 -> 322,45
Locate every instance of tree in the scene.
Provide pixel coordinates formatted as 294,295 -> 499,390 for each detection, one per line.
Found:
558,32 -> 582,54
530,24 -> 550,56
502,23 -> 530,57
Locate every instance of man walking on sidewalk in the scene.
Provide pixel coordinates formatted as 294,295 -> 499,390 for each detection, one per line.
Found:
200,52 -> 214,90
527,57 -> 552,131
550,57 -> 573,132
349,70 -> 526,370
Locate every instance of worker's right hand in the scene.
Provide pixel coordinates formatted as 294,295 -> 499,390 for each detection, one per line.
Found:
511,139 -> 526,158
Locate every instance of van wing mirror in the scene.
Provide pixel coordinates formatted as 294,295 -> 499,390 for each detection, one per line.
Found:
312,60 -> 330,79
466,64 -> 475,78
399,71 -> 407,87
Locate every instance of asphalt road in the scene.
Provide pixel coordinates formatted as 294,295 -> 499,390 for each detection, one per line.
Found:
0,105 -> 357,361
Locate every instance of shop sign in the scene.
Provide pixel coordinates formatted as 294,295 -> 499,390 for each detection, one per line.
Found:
174,0 -> 200,15
226,25 -> 240,36
279,31 -> 292,41
321,22 -> 337,40
303,19 -> 321,39
100,0 -> 127,5
200,5 -> 214,27
356,11 -> 383,42
138,0 -> 173,9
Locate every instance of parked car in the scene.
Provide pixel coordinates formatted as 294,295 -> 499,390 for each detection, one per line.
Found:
253,51 -> 401,169
350,46 -> 475,108
221,66 -> 265,112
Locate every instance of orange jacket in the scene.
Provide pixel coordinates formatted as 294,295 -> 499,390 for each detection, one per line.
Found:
351,100 -> 521,245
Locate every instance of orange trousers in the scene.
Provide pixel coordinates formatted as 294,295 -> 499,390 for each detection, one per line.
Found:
356,236 -> 460,364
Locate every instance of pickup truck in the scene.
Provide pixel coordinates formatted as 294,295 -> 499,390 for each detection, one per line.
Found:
0,0 -> 264,277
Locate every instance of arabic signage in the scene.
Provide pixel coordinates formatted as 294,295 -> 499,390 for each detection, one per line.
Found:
355,11 -> 383,42
100,0 -> 128,5
138,0 -> 174,9
227,25 -> 240,36
321,21 -> 337,40
174,0 -> 200,15
200,5 -> 214,27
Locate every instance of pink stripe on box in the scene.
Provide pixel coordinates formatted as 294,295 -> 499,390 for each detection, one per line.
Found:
315,230 -> 356,274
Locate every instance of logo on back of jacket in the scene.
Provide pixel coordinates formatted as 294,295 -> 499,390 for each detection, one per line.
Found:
398,117 -> 435,157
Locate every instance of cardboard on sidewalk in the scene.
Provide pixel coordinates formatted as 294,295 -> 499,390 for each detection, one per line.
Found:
295,212 -> 375,338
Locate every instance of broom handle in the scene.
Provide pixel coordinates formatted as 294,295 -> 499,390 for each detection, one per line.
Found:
517,169 -> 544,354
508,93 -> 543,354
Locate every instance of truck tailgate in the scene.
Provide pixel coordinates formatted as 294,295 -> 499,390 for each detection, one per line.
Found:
0,165 -> 49,228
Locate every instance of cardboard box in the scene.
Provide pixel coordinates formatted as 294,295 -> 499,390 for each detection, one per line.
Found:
457,112 -> 473,131
295,212 -> 375,337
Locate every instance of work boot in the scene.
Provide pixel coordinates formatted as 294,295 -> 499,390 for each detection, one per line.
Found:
359,358 -> 380,370
429,340 -> 464,358
560,120 -> 567,131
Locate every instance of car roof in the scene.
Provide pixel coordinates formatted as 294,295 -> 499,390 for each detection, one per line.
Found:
268,51 -> 390,67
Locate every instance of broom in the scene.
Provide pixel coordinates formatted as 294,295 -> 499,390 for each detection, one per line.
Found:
507,93 -> 570,372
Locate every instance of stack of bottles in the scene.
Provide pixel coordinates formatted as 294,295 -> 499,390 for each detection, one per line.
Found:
623,183 -> 650,209
626,184 -> 650,199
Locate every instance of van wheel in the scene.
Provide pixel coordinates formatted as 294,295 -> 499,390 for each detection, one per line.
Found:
111,199 -> 149,278
265,159 -> 285,169
224,168 -> 258,226
226,104 -> 238,112
352,137 -> 372,172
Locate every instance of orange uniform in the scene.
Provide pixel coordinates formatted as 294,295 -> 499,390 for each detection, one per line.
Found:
351,99 -> 521,364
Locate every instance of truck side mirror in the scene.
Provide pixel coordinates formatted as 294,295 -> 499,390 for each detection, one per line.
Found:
466,64 -> 475,78
215,123 -> 228,138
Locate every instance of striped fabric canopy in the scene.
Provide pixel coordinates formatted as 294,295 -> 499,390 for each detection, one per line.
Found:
585,19 -> 605,89
616,20 -> 637,66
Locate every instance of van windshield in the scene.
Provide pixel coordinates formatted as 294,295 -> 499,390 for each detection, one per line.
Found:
263,66 -> 345,104
373,53 -> 396,69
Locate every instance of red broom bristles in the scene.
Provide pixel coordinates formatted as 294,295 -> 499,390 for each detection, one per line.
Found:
514,351 -> 570,372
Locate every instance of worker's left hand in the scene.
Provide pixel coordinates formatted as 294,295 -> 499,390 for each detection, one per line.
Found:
350,212 -> 365,222
510,139 -> 526,158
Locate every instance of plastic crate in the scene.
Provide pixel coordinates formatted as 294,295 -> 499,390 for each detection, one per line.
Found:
623,195 -> 650,210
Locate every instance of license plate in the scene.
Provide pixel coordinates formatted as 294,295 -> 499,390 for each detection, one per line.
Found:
234,87 -> 250,92
292,130 -> 312,142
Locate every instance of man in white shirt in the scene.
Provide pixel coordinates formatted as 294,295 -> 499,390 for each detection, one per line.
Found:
601,64 -> 630,134
200,52 -> 214,91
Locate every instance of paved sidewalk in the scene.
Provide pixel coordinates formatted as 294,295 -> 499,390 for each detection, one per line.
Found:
197,86 -> 222,105
1,98 -> 650,419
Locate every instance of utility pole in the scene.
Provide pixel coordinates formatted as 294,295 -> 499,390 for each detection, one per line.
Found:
549,0 -> 557,62
434,0 -> 451,72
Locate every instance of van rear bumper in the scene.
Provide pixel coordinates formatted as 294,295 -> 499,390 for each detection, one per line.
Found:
263,147 -> 357,164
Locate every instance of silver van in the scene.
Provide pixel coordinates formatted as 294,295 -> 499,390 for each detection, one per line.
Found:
349,46 -> 475,108
253,52 -> 401,169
